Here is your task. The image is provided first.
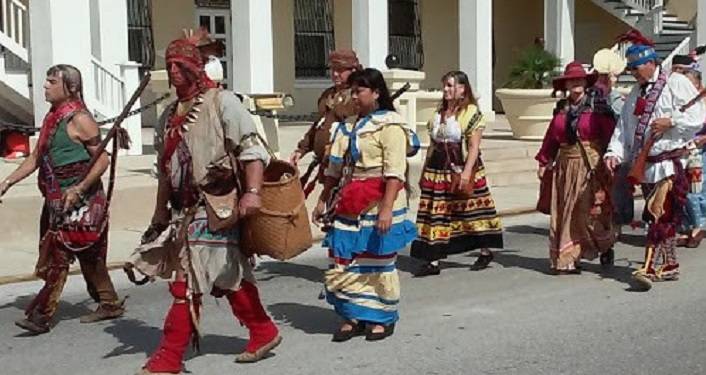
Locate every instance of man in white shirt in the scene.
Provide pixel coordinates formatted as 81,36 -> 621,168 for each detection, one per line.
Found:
604,33 -> 706,291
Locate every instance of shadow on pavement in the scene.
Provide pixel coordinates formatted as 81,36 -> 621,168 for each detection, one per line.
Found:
504,224 -> 549,237
268,302 -> 338,335
103,318 -> 249,359
103,318 -> 160,358
0,294 -> 93,322
617,232 -> 646,248
494,249 -> 637,288
396,254 -> 469,274
256,261 -> 324,284
493,250 -> 554,275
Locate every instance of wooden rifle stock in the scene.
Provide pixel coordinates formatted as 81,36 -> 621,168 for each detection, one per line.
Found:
627,135 -> 656,185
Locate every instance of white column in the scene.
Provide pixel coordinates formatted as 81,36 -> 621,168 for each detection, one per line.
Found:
120,62 -> 143,156
698,0 -> 706,81
29,0 -> 93,125
99,0 -> 142,155
232,0 -> 274,94
352,0 -> 388,70
544,0 -> 575,67
96,0 -> 130,67
459,0 -> 494,119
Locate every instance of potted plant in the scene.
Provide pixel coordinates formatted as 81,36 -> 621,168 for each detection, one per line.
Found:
495,46 -> 561,140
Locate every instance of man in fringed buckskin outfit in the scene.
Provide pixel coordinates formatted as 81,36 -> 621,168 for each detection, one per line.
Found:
129,31 -> 281,374
289,49 -> 360,196
0,64 -> 124,334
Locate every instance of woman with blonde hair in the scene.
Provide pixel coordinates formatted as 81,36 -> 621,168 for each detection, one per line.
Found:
411,71 -> 503,277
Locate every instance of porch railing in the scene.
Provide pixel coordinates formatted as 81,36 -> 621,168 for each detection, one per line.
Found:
661,36 -> 691,73
611,35 -> 691,75
0,0 -> 28,62
91,57 -> 126,117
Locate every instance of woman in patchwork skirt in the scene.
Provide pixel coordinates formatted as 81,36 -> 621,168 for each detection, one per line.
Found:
410,71 -> 503,277
313,68 -> 418,342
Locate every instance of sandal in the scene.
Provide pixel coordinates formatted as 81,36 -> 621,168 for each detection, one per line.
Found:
332,321 -> 364,342
686,231 -> 704,248
365,323 -> 395,341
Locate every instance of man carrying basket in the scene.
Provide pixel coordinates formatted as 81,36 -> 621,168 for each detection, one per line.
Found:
128,30 -> 281,374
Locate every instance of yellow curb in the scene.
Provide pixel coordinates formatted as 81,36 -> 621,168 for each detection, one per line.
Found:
0,206 -> 543,286
0,262 -> 128,287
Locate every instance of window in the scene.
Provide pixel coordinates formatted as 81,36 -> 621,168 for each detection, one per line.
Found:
388,0 -> 423,70
127,0 -> 155,69
196,8 -> 232,88
294,0 -> 335,79
195,0 -> 230,8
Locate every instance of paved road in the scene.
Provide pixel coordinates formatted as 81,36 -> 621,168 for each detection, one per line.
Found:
1,212 -> 705,375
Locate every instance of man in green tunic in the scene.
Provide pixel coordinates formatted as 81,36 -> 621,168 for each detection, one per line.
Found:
0,64 -> 124,335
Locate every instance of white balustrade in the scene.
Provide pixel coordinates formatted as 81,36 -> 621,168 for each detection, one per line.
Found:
0,0 -> 28,61
91,57 -> 126,117
661,36 -> 691,73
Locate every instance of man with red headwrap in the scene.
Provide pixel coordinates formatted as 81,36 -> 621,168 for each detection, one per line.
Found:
128,31 -> 281,374
289,49 -> 361,196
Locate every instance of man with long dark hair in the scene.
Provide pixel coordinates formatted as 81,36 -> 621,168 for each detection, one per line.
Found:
0,64 -> 124,334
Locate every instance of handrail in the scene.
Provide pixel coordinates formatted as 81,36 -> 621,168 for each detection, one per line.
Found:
622,0 -> 662,14
611,35 -> 691,73
661,36 -> 691,72
91,57 -> 126,116
0,0 -> 28,61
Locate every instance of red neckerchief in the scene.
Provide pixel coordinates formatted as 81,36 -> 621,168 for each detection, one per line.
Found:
36,100 -> 86,157
161,112 -> 188,174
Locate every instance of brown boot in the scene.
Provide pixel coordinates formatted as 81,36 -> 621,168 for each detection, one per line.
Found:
15,312 -> 52,335
80,299 -> 126,323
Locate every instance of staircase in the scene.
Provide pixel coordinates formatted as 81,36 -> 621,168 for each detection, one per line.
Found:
592,0 -> 695,83
0,0 -> 32,125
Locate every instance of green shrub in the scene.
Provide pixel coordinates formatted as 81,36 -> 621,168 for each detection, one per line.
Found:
504,46 -> 561,89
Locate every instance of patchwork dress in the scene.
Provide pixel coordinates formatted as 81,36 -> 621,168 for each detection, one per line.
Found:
410,105 -> 503,262
323,110 -> 418,325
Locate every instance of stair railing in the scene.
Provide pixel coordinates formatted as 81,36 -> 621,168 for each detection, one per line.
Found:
91,56 -> 126,119
610,35 -> 690,75
0,0 -> 28,62
661,36 -> 691,73
624,0 -> 664,36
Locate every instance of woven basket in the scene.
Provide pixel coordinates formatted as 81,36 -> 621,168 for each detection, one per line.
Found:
241,159 -> 313,260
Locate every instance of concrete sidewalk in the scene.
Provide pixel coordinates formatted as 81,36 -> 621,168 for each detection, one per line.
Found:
0,121 -> 543,283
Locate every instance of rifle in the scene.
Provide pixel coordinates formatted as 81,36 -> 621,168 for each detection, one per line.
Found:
79,73 -> 152,209
627,135 -> 656,185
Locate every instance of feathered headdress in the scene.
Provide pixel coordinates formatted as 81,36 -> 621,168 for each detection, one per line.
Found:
616,29 -> 658,69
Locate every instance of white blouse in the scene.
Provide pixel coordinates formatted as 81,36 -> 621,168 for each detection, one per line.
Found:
430,113 -> 462,143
